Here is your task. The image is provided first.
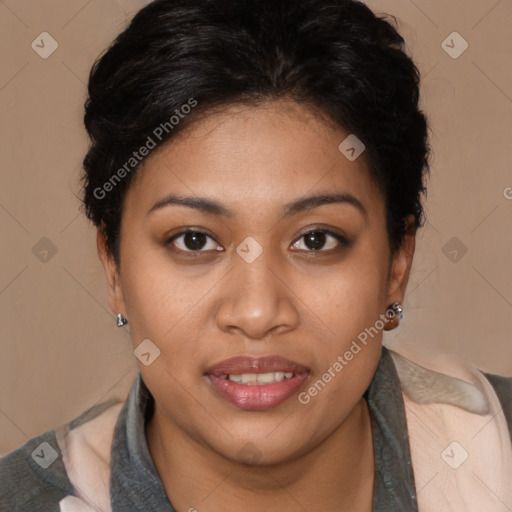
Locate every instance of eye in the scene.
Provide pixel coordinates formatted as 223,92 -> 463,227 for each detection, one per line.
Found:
166,227 -> 350,255
291,229 -> 350,253
167,229 -> 222,253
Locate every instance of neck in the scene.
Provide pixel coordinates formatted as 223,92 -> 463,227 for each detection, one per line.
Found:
146,397 -> 375,512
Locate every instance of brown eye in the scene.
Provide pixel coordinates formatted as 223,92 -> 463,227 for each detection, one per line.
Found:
291,229 -> 349,252
168,230 -> 221,253
303,230 -> 328,251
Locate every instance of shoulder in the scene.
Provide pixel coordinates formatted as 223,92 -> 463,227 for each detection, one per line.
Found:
0,398 -> 124,512
0,429 -> 73,512
386,343 -> 512,440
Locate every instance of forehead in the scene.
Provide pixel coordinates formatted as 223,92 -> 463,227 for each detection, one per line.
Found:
124,99 -> 384,220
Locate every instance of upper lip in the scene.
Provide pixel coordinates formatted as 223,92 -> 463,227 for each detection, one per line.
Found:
206,355 -> 310,376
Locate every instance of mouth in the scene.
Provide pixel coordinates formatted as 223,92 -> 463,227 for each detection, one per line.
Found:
217,371 -> 297,385
205,355 -> 310,410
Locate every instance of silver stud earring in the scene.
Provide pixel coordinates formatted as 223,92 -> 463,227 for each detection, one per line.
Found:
116,313 -> 128,327
384,302 -> 403,331
390,302 -> 404,320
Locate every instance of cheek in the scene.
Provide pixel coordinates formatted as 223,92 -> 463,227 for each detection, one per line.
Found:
299,269 -> 386,424
306,238 -> 389,385
119,244 -> 180,337
319,241 -> 389,336
120,243 -> 220,354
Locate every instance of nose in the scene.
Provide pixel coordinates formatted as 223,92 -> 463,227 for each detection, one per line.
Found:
215,249 -> 300,340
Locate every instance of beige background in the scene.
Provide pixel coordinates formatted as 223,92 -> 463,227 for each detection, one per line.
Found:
1,0 -> 511,455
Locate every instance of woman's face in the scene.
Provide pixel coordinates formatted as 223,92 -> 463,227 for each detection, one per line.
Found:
99,99 -> 415,464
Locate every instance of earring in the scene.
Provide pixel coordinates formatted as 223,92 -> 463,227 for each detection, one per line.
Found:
384,302 -> 403,331
116,313 -> 128,327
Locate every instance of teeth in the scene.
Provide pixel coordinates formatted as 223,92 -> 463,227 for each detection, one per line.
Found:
225,371 -> 295,385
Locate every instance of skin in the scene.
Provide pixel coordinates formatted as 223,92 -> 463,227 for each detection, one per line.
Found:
97,98 -> 416,512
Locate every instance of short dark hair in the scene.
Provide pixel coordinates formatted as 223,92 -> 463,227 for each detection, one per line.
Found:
81,0 -> 431,263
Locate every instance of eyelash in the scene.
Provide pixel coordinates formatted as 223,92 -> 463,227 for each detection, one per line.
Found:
165,228 -> 351,256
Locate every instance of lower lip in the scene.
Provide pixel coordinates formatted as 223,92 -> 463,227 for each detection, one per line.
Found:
207,373 -> 309,410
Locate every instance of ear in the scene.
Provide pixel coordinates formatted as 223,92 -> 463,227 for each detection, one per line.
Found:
96,228 -> 126,317
386,215 -> 417,304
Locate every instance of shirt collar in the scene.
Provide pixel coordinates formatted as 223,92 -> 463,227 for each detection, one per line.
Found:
365,346 -> 418,511
110,345 -> 417,511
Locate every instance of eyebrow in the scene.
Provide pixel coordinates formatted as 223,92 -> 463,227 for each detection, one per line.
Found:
147,192 -> 368,222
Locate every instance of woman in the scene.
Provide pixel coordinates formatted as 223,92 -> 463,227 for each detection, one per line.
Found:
1,0 -> 511,510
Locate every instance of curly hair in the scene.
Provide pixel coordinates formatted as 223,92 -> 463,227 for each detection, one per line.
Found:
81,0 -> 431,263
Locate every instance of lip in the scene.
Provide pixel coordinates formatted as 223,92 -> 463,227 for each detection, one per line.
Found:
205,355 -> 310,410
206,355 -> 309,376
